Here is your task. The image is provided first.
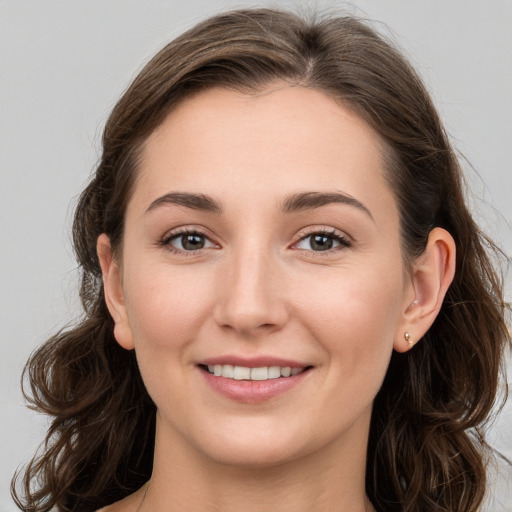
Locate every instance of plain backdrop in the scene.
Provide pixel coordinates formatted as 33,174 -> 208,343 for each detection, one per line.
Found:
1,1 -> 511,510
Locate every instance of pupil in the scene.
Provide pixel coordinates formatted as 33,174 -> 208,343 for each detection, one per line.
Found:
182,234 -> 204,250
311,235 -> 333,251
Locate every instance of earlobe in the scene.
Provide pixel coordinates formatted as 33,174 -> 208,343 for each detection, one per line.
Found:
394,227 -> 456,353
96,234 -> 135,350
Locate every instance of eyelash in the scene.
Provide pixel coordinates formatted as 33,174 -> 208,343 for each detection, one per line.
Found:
159,228 -> 217,256
293,228 -> 352,254
159,227 -> 351,255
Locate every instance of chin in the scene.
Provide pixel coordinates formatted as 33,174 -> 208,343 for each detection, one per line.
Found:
187,414 -> 349,471
201,437 -> 307,469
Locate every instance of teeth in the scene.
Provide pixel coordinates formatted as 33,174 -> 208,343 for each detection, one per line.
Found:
205,364 -> 305,380
268,366 -> 281,379
281,367 -> 291,377
233,366 -> 251,380
250,367 -> 268,380
222,364 -> 234,378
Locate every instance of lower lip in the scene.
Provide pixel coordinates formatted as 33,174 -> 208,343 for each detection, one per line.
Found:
199,368 -> 311,403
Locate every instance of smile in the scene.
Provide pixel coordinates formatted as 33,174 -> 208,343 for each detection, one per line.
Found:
205,364 -> 305,380
198,357 -> 313,402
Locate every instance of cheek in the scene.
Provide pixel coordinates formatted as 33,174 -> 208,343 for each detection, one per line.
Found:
299,262 -> 403,332
121,263 -> 212,407
123,262 -> 213,353
295,263 -> 404,375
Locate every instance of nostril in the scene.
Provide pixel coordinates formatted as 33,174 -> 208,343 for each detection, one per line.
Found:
213,304 -> 288,336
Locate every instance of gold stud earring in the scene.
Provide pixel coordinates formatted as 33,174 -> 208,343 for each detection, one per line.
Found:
404,331 -> 412,349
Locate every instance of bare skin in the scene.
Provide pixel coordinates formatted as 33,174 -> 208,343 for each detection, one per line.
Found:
97,84 -> 455,512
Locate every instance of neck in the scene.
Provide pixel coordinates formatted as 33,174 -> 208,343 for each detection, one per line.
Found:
142,413 -> 375,512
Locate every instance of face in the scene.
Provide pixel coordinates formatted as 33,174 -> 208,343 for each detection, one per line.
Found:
104,85 -> 415,468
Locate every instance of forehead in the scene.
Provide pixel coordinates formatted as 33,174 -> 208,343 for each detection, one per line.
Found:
129,85 -> 395,222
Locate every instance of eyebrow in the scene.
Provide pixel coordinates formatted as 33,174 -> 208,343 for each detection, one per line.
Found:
145,192 -> 223,214
281,191 -> 373,220
145,190 -> 372,220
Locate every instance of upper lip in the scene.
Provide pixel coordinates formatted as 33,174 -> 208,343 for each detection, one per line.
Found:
198,355 -> 310,368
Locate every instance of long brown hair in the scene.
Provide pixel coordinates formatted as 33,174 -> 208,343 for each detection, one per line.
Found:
12,8 -> 510,512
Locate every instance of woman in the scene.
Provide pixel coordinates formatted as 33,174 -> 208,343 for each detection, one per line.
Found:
12,8 -> 510,512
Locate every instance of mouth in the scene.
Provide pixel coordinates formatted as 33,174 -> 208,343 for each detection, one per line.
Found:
199,364 -> 311,381
197,357 -> 314,402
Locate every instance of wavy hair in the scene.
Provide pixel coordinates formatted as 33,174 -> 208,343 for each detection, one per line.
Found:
12,8 -> 510,512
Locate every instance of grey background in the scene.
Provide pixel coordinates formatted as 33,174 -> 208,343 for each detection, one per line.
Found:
1,0 -> 511,510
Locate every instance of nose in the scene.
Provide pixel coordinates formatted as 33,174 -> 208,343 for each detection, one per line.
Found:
213,247 -> 289,337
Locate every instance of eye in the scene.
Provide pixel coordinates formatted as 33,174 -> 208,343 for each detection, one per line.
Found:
294,230 -> 351,252
162,230 -> 216,253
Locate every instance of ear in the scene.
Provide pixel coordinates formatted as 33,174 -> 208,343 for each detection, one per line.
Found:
97,233 -> 135,350
394,227 -> 456,353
